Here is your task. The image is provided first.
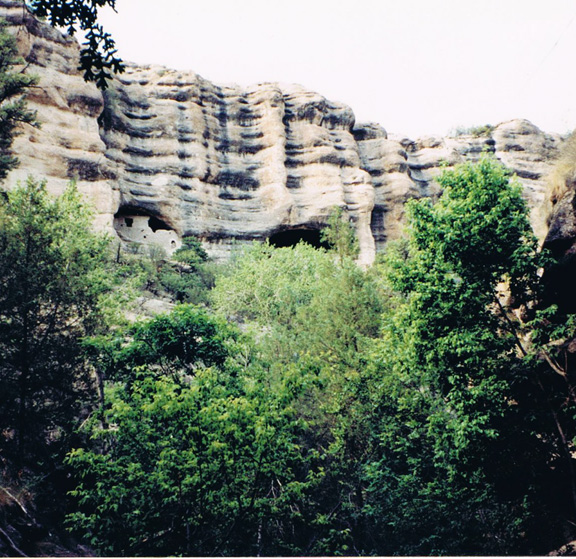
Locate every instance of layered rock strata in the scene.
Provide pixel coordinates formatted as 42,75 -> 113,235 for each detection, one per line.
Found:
354,118 -> 561,251
0,0 -> 565,263
0,0 -> 117,231
101,67 -> 376,263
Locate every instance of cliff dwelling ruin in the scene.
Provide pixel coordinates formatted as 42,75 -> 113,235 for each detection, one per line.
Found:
113,207 -> 182,253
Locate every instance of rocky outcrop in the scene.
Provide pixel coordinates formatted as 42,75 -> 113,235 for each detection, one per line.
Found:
541,145 -> 576,313
0,0 -> 117,231
101,66 -> 376,263
0,0 -> 565,264
354,119 -> 561,251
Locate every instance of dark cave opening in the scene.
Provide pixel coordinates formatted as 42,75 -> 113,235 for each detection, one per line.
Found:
268,229 -> 330,250
542,255 -> 576,314
114,206 -> 150,218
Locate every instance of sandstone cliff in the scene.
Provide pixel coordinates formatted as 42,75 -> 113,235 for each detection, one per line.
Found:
0,0 -> 117,231
0,0 -> 565,264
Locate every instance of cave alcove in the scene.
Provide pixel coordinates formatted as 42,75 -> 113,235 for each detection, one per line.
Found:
113,206 -> 181,252
268,228 -> 330,250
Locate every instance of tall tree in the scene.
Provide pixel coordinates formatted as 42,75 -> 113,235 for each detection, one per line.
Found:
360,156 -> 561,554
0,177 -> 111,474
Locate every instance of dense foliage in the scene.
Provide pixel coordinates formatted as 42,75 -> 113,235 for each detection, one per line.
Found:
3,156 -> 576,555
0,177 -> 117,555
0,178 -> 111,473
66,307 -> 312,556
360,157 -> 549,554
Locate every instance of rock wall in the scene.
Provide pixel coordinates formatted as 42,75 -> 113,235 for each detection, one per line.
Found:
0,0 -> 117,231
356,119 -> 561,250
101,66 -> 376,262
0,0 -> 565,263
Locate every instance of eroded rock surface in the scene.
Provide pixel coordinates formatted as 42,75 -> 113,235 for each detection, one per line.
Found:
0,0 -> 117,231
101,66 -> 376,262
0,0 -> 565,263
354,119 -> 561,251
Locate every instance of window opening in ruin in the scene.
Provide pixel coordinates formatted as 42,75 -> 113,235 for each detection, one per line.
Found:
148,216 -> 171,232
125,217 -> 133,227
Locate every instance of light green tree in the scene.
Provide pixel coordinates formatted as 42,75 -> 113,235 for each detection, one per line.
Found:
210,236 -> 386,554
320,206 -> 359,262
66,306 -> 313,556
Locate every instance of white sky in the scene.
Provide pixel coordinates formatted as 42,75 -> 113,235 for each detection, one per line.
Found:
98,0 -> 576,138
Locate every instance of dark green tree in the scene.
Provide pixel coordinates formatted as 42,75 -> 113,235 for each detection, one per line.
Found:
26,0 -> 124,88
86,304 -> 235,389
158,237 -> 216,304
0,19 -> 37,179
172,236 -> 209,267
0,177 -> 111,474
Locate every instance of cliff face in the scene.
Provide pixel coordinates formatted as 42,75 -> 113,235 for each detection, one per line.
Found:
101,65 -> 376,262
0,0 -> 565,264
0,0 -> 118,231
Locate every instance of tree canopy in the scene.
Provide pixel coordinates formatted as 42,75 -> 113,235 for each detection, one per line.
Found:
359,156 -> 548,554
66,306 -> 313,556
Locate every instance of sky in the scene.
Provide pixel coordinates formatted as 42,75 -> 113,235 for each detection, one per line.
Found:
97,0 -> 576,138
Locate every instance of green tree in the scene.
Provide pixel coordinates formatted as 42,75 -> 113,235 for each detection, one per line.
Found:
110,237 -> 217,305
360,156 -> 556,554
86,304 -> 235,389
158,237 -> 216,304
66,306 -> 313,556
210,238 -> 386,554
26,0 -> 124,88
172,235 -> 209,267
320,206 -> 359,262
0,20 -> 38,179
211,239 -> 383,388
0,177 -> 111,473
212,241 -> 332,328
